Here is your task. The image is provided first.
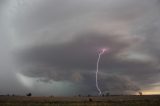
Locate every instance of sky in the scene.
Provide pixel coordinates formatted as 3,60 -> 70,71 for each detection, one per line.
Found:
0,0 -> 160,96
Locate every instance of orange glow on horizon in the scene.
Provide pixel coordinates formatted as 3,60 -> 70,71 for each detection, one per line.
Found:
142,90 -> 160,95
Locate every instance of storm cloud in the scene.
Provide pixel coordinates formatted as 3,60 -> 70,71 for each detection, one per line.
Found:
0,0 -> 160,95
16,31 -> 159,94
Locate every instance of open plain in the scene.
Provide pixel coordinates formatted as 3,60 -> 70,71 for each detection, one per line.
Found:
0,95 -> 160,106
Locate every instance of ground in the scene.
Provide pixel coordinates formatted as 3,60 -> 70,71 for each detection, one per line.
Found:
0,95 -> 160,106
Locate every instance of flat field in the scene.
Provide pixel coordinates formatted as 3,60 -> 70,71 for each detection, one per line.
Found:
0,95 -> 160,106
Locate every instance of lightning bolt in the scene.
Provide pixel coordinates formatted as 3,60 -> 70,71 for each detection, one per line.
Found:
96,48 -> 108,95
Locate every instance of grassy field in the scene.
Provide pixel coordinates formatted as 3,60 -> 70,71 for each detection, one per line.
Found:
0,95 -> 160,106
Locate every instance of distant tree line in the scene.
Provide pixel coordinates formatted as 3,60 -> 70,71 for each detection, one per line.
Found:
0,93 -> 32,97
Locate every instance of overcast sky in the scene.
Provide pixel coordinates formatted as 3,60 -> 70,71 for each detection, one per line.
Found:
0,0 -> 160,96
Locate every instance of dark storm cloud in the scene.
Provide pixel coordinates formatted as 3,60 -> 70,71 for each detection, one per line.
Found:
18,32 -> 132,71
16,31 -> 160,94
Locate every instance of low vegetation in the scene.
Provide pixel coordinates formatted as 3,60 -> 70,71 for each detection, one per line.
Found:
0,95 -> 160,106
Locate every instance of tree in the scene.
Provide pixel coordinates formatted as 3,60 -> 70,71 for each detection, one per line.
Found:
26,93 -> 32,97
89,98 -> 93,102
139,92 -> 143,96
